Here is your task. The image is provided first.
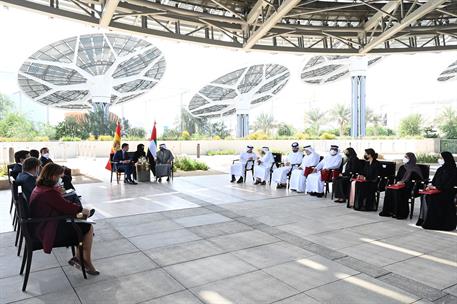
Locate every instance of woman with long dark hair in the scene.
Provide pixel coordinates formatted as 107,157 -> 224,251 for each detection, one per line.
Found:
352,148 -> 381,211
29,163 -> 99,275
416,152 -> 456,231
333,148 -> 363,203
379,152 -> 423,219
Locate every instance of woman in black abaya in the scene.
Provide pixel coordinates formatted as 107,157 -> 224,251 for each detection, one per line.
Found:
379,152 -> 423,219
416,152 -> 456,231
334,148 -> 364,203
352,148 -> 381,211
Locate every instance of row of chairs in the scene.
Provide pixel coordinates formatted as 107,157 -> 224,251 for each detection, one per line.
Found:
6,166 -> 88,292
234,156 -> 432,217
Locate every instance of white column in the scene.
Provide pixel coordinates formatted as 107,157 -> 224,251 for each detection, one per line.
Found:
349,57 -> 368,138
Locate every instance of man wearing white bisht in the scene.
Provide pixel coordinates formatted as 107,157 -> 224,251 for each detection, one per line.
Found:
254,147 -> 275,185
271,142 -> 303,189
230,145 -> 256,183
306,145 -> 343,197
289,145 -> 321,193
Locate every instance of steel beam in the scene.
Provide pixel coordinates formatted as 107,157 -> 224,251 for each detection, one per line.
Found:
244,0 -> 301,49
100,0 -> 120,26
360,0 -> 448,54
246,0 -> 265,24
363,0 -> 401,32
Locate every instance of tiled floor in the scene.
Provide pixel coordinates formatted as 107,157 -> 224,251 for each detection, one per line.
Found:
1,174 -> 456,304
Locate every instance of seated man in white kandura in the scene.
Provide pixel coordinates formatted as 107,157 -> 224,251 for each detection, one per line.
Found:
254,147 -> 275,185
271,142 -> 303,189
230,145 -> 256,183
306,145 -> 342,197
289,145 -> 321,193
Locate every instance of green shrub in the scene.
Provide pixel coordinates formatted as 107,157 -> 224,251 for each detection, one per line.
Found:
246,131 -> 269,140
60,136 -> 81,142
98,135 -> 113,141
399,114 -> 423,137
416,153 -> 439,164
294,132 -> 310,140
174,157 -> 209,171
180,131 -> 191,140
319,132 -> 336,140
277,123 -> 294,137
32,136 -> 50,142
207,149 -> 236,156
0,164 -> 7,177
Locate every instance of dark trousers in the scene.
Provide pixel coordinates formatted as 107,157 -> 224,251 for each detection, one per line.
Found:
117,164 -> 133,180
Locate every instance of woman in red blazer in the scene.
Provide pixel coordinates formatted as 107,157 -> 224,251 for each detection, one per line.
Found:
29,163 -> 99,275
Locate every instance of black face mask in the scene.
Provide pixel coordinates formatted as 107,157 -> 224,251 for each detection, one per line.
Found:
364,155 -> 369,160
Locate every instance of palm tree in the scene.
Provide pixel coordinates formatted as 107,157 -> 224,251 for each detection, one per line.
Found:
305,108 -> 327,136
253,113 -> 275,134
331,104 -> 350,136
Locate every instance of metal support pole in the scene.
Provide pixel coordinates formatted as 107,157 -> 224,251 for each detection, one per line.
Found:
351,75 -> 366,137
236,114 -> 249,138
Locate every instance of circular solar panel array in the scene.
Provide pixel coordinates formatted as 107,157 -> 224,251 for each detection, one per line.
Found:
437,60 -> 457,82
18,33 -> 166,109
301,55 -> 382,85
188,64 -> 290,118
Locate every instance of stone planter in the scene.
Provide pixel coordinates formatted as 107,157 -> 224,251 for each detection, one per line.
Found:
136,165 -> 150,182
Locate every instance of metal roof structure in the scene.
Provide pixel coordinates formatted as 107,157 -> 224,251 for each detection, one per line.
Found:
437,59 -> 457,81
301,55 -> 381,84
188,64 -> 289,118
18,33 -> 166,109
3,0 -> 457,54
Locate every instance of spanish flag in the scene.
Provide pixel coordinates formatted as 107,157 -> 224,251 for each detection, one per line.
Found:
105,121 -> 122,171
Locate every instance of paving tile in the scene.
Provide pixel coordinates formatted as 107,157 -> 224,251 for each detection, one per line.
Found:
0,231 -> 16,248
263,255 -> 359,292
252,223 -> 285,235
172,213 -> 232,228
304,229 -> 369,250
129,229 -> 201,251
115,219 -> 182,238
164,253 -> 256,288
145,239 -> 224,266
275,232 -> 315,248
161,207 -> 213,219
63,252 -> 158,287
192,270 -> 298,304
340,242 -> 415,267
0,247 -> 60,279
208,230 -> 279,252
232,242 -> 314,269
378,273 -> 447,301
0,268 -> 71,304
143,291 -> 203,304
273,293 -> 320,304
93,227 -> 124,242
433,294 -> 457,304
10,289 -> 81,304
75,269 -> 184,304
305,273 -> 420,304
188,221 -> 253,239
444,284 -> 457,297
336,256 -> 391,278
107,212 -> 168,227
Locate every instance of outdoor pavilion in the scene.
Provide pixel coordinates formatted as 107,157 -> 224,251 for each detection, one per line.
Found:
1,1 -> 457,303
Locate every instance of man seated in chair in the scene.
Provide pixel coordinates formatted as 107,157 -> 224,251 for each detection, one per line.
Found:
271,142 -> 303,189
289,145 -> 320,193
16,157 -> 41,201
306,145 -> 342,197
230,145 -> 256,184
39,147 -> 75,190
156,144 -> 174,182
254,147 -> 275,185
11,150 -> 31,180
113,143 -> 137,185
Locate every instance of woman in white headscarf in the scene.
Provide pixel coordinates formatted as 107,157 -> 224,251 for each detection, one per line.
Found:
254,147 -> 275,185
290,145 -> 320,192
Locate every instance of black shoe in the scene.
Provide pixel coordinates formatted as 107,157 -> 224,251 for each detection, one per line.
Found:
230,175 -> 236,183
254,180 -> 261,185
158,178 -> 162,183
237,177 -> 244,183
316,193 -> 324,198
261,181 -> 266,185
130,179 -> 138,185
89,209 -> 95,217
167,177 -> 170,182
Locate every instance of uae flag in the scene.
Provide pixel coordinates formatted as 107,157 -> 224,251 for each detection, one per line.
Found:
105,121 -> 122,171
148,121 -> 157,158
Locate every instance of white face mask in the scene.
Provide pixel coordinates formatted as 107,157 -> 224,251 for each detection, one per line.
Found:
402,157 -> 409,164
330,150 -> 337,156
43,153 -> 50,159
438,159 -> 445,166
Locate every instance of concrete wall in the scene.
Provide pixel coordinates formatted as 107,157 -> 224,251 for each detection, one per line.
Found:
0,139 -> 441,164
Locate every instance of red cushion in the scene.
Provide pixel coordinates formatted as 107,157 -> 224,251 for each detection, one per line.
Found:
304,167 -> 314,177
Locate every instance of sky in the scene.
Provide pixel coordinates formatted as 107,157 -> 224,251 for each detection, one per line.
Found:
0,5 -> 456,134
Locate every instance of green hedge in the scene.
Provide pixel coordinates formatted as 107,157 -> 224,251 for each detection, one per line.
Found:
207,149 -> 236,156
174,157 -> 209,171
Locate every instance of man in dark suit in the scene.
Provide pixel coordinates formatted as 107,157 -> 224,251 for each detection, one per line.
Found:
16,157 -> 41,201
39,147 -> 75,190
113,143 -> 137,185
11,150 -> 30,180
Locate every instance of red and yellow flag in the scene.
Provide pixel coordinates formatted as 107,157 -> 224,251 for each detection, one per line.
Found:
105,121 -> 122,171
